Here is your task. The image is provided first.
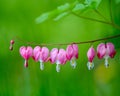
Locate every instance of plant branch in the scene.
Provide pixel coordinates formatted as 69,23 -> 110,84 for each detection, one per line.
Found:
94,9 -> 109,21
15,34 -> 120,46
72,12 -> 112,25
72,12 -> 120,30
14,1 -> 120,47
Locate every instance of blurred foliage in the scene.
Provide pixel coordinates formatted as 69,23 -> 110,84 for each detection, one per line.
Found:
0,0 -> 120,96
115,0 -> 120,4
36,0 -> 102,23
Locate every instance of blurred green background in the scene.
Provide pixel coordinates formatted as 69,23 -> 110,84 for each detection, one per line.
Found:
0,0 -> 120,96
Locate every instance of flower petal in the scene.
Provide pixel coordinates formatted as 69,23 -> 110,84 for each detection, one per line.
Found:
26,46 -> 33,59
66,45 -> 74,60
72,44 -> 79,59
57,49 -> 67,64
87,46 -> 95,62
106,43 -> 116,58
32,46 -> 41,62
50,48 -> 58,63
40,47 -> 49,62
19,46 -> 33,60
97,43 -> 106,59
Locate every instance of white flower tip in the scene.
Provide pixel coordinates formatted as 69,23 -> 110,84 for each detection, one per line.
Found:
40,62 -> 44,70
104,57 -> 109,68
70,59 -> 77,69
56,64 -> 60,72
40,67 -> 44,70
56,69 -> 60,72
87,62 -> 94,70
71,63 -> 76,69
105,63 -> 109,68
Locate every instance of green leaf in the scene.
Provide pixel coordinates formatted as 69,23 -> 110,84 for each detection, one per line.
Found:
53,2 -> 85,21
57,3 -> 70,11
35,9 -> 59,24
54,12 -> 69,21
36,3 -> 71,24
35,13 -> 49,24
53,3 -> 87,21
36,0 -> 97,24
115,0 -> 120,4
84,0 -> 102,9
72,3 -> 86,12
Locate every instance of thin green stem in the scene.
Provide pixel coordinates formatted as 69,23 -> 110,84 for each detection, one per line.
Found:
72,12 -> 120,30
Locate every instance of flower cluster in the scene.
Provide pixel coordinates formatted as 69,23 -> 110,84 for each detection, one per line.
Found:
19,44 -> 78,72
19,42 -> 116,72
87,42 -> 116,70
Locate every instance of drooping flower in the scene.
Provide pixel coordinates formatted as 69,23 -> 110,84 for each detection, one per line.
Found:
66,44 -> 78,69
49,48 -> 59,64
32,46 -> 41,62
87,46 -> 96,70
50,48 -> 67,72
33,46 -> 49,70
19,46 -> 33,68
97,43 -> 116,68
39,47 -> 49,70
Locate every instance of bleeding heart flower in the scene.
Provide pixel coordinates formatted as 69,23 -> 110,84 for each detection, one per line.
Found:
49,48 -> 59,64
50,48 -> 67,72
33,46 -> 49,70
19,46 -> 33,68
87,46 -> 96,70
56,49 -> 67,64
33,46 -> 41,62
97,43 -> 116,68
66,44 -> 78,69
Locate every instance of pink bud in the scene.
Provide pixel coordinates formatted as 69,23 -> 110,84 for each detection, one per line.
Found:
87,46 -> 95,70
9,40 -> 15,51
32,46 -> 41,62
10,40 -> 14,45
87,46 -> 95,62
50,48 -> 59,64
